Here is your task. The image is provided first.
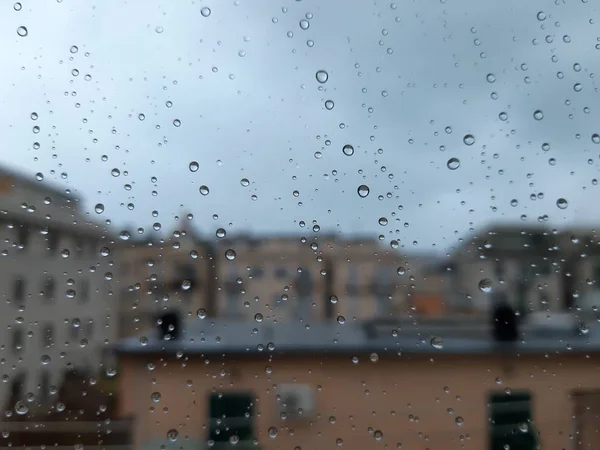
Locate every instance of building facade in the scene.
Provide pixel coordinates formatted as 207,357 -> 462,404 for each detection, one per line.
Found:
0,167 -> 117,413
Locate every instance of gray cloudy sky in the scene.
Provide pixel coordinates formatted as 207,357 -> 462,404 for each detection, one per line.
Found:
1,0 -> 599,253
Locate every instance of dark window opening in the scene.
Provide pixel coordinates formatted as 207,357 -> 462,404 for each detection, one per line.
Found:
489,391 -> 536,450
209,392 -> 255,444
275,267 -> 288,279
12,328 -> 23,353
18,225 -> 30,248
43,277 -> 55,302
14,277 -> 25,303
47,230 -> 59,254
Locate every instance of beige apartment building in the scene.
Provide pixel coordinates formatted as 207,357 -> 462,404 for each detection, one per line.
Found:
115,317 -> 600,450
433,224 -> 600,317
0,166 -> 117,412
116,231 -> 445,337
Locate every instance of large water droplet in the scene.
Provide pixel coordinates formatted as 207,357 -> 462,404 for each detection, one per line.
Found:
357,185 -> 370,198
478,278 -> 492,293
95,203 -> 104,214
14,401 -> 28,415
216,228 -> 226,238
430,336 -> 444,349
225,249 -> 236,261
556,198 -> 568,209
151,392 -> 161,403
167,429 -> 179,442
325,100 -> 334,110
315,70 -> 329,83
189,161 -> 199,172
463,134 -> 475,146
16,26 -> 28,37
240,178 -> 250,187
199,185 -> 210,195
342,144 -> 354,156
299,19 -> 310,30
201,7 -> 211,17
447,157 -> 460,170
533,110 -> 544,120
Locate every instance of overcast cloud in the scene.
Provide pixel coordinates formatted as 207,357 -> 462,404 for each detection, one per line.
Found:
1,0 -> 599,253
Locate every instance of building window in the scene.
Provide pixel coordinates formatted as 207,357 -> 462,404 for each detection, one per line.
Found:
489,391 -> 536,450
494,261 -> 504,279
80,279 -> 89,303
275,267 -> 288,279
12,328 -> 23,353
573,391 -> 600,450
42,324 -> 54,348
43,277 -> 55,302
14,277 -> 25,303
17,225 -> 30,248
251,266 -> 264,279
47,230 -> 59,254
209,392 -> 254,445
39,371 -> 50,403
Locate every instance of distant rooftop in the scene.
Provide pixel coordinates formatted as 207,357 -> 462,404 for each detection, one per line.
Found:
115,316 -> 600,358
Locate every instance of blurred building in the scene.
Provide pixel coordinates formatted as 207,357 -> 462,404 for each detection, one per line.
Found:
115,227 -> 216,338
213,234 -> 444,322
0,167 -> 117,413
115,316 -> 600,450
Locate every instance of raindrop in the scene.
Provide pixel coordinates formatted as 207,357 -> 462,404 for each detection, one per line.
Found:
181,279 -> 192,291
151,392 -> 161,403
397,267 -> 405,275
189,161 -> 199,172
14,401 -> 28,415
155,26 -> 164,34
357,185 -> 370,198
342,144 -> 354,156
329,295 -> 338,304
370,353 -> 379,363
592,134 -> 600,144
556,198 -> 568,209
537,11 -> 546,21
240,178 -> 250,187
13,2 -> 22,11
374,430 -> 383,440
199,185 -> 210,195
16,26 -> 28,37
533,110 -> 544,120
197,308 -> 207,319
337,315 -> 346,324
31,112 -> 38,120
268,427 -> 278,438
510,199 -> 518,207
299,19 -> 310,30
486,73 -> 496,83
378,217 -> 388,226
201,7 -> 211,17
35,173 -> 44,181
173,119 -> 181,127
61,249 -> 70,259
315,70 -> 329,83
225,249 -> 236,261
167,429 -> 179,442
111,168 -> 121,177
478,278 -> 492,293
216,228 -> 226,238
463,134 -> 475,146
447,158 -> 460,170
499,112 -> 508,121
325,100 -> 335,110
430,336 -> 444,349
254,313 -> 263,323
455,416 -> 464,426
138,113 -> 145,121
95,203 -> 104,214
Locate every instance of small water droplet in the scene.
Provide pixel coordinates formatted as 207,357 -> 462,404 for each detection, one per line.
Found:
95,203 -> 104,214
199,185 -> 210,195
378,217 -> 388,226
254,313 -> 263,323
299,19 -> 310,30
431,336 -> 444,349
337,315 -> 346,324
173,119 -> 181,127
397,267 -> 405,275
342,144 -> 354,156
14,401 -> 28,415
151,392 -> 161,403
197,308 -> 207,319
189,161 -> 199,172
592,134 -> 600,144
167,429 -> 179,442
201,7 -> 211,17
537,11 -> 546,21
225,249 -> 236,261
325,100 -> 335,110
455,416 -> 464,426
155,26 -> 164,34
35,172 -> 44,181
463,134 -> 475,146
533,110 -> 544,120
240,178 -> 250,187
216,228 -> 226,238
16,26 -> 28,37
486,73 -> 496,83
13,2 -> 22,11
111,168 -> 120,177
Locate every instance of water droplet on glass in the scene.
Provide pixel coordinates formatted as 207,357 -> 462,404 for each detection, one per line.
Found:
463,134 -> 475,146
216,228 -> 226,238
13,2 -> 22,11
173,119 -> 181,127
357,185 -> 370,198
155,26 -> 164,34
61,249 -> 70,259
537,11 -> 546,21
151,392 -> 161,403
337,315 -> 346,324
447,158 -> 460,170
14,401 -> 28,415
378,217 -> 388,226
111,168 -> 120,177
455,416 -> 464,426
370,353 -> 379,363
374,430 -> 383,440
35,172 -> 44,181
199,185 -> 210,196
533,110 -> 544,120
592,134 -> 600,144
167,429 -> 179,442
189,161 -> 199,172
486,73 -> 496,83
431,336 -> 444,349
397,267 -> 405,275
478,278 -> 492,293
299,19 -> 310,30
201,7 -> 211,17
254,313 -> 263,323
181,279 -> 192,291
225,249 -> 236,261
556,198 -> 568,209
197,308 -> 207,319
240,178 -> 250,187
342,144 -> 354,156
325,100 -> 334,110
315,70 -> 329,83
329,295 -> 338,304
95,203 -> 104,214
268,427 -> 278,438
16,26 -> 28,37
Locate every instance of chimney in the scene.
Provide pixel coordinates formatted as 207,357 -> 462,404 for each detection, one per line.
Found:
492,302 -> 518,342
157,311 -> 181,341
